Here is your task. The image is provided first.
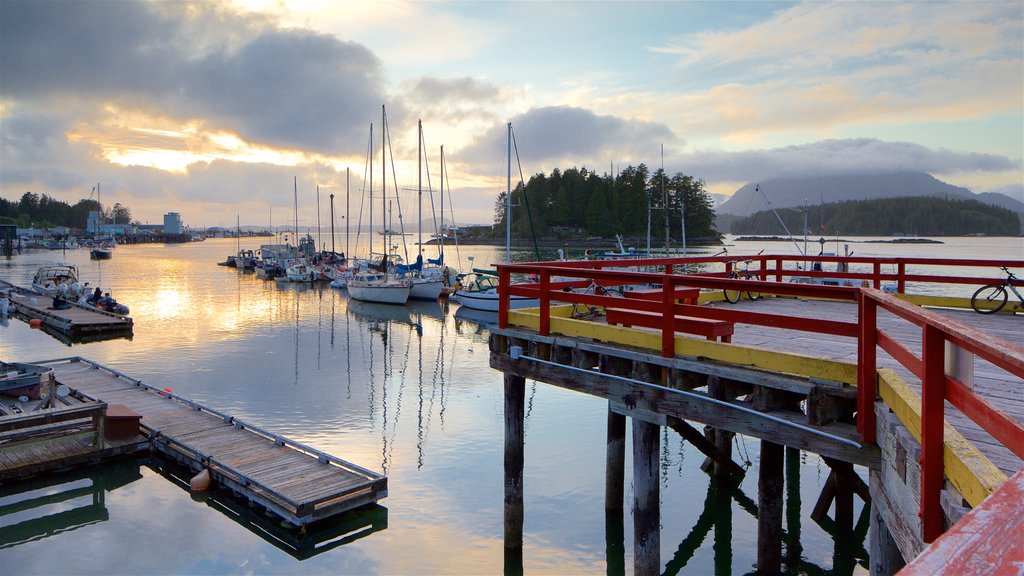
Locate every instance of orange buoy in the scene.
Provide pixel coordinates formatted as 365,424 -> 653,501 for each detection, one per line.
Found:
29,319 -> 43,329
189,468 -> 211,492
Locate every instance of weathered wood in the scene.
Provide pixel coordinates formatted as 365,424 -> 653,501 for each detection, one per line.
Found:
810,471 -> 838,523
869,495 -> 907,576
708,376 -> 735,482
784,446 -> 803,567
490,352 -> 880,468
605,406 -> 625,512
900,468 -> 1024,575
667,416 -> 745,477
504,373 -> 525,565
758,440 -> 784,575
633,418 -> 660,576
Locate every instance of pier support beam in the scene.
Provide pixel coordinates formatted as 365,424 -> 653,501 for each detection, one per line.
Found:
869,490 -> 905,576
503,373 -> 525,576
758,440 -> 784,575
606,406 -> 626,511
633,418 -> 661,576
784,447 -> 803,567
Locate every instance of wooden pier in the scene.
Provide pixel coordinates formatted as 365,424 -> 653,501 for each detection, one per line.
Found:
488,254 -> 1023,575
3,286 -> 133,340
2,358 -> 387,528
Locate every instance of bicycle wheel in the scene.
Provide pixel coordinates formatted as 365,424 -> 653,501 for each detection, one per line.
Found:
746,290 -> 761,301
723,287 -> 741,303
971,284 -> 1007,314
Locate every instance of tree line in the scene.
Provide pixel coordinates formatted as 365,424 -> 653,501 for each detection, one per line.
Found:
0,191 -> 134,229
728,196 -> 1021,236
490,165 -> 720,243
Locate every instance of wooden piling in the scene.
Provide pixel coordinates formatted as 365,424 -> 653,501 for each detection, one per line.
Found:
784,446 -> 803,565
758,440 -> 784,575
504,373 -> 525,575
633,418 -> 661,576
869,482 -> 906,576
606,406 -> 625,512
708,376 -> 735,482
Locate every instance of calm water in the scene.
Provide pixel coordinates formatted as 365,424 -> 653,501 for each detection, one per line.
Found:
0,236 -> 1018,574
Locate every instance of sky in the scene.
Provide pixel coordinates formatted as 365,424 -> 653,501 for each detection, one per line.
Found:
1,0 -> 1022,229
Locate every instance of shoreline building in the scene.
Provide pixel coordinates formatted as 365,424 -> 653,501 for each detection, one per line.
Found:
163,212 -> 183,235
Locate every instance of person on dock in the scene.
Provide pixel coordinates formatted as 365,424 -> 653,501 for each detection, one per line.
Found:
51,294 -> 71,311
92,286 -> 102,303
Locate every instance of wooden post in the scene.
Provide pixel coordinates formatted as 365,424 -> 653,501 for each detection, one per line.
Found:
784,447 -> 802,566
605,501 -> 626,576
758,440 -> 784,575
504,373 -> 525,575
858,291 -> 877,442
606,406 -> 625,512
869,474 -> 906,576
633,418 -> 661,576
539,270 -> 550,336
834,460 -> 855,532
708,376 -> 734,482
713,477 -> 734,575
498,267 -> 511,329
920,325 -> 946,542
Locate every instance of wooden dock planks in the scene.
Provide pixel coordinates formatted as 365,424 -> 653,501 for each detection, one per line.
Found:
39,358 -> 386,526
6,290 -> 132,338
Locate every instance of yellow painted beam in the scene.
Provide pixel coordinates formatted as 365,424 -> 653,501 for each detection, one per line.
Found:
877,368 -> 1007,507
508,311 -> 858,384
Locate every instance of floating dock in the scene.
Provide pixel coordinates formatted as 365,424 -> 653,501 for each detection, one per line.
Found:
2,358 -> 387,527
2,284 -> 133,340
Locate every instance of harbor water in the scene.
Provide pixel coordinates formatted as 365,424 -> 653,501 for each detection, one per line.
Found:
0,236 -> 1020,574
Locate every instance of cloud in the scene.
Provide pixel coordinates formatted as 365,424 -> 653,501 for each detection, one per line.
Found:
455,106 -> 676,173
0,0 -> 387,154
678,138 -> 1020,183
651,2 -> 1023,143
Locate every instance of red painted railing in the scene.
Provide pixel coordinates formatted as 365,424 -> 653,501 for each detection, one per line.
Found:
495,255 -> 1024,543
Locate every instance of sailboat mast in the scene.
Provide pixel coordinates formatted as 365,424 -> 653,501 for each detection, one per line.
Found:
382,106 -> 386,258
293,176 -> 298,248
317,184 -> 322,251
418,119 -> 423,263
506,122 -> 512,264
329,193 -> 335,253
440,145 -> 445,262
346,167 -> 350,259
374,123 -> 378,258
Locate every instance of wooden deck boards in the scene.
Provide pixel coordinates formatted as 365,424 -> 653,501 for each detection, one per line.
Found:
7,291 -> 132,337
716,297 -> 1023,475
38,359 -> 386,525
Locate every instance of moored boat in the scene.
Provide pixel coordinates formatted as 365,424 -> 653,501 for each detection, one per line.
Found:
0,361 -> 53,400
347,272 -> 412,305
31,264 -> 81,296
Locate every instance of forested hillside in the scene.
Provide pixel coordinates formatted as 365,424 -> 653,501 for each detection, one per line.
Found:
1,192 -> 134,228
492,165 -> 720,241
729,196 -> 1020,236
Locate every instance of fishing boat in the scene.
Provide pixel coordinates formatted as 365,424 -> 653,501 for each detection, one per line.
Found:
31,263 -> 81,296
450,122 -> 539,311
90,247 -> 112,260
0,361 -> 53,400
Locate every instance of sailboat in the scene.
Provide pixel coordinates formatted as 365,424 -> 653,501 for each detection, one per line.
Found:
450,122 -> 539,311
348,106 -> 412,305
90,182 -> 113,260
404,120 -> 444,301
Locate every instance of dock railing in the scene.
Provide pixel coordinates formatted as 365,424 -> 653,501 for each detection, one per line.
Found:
494,255 -> 1023,543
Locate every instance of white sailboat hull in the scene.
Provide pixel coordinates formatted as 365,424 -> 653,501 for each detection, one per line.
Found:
409,278 -> 444,300
449,290 -> 537,312
348,282 -> 412,305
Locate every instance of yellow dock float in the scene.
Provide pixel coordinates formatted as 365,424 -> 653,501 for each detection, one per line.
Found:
22,357 -> 387,527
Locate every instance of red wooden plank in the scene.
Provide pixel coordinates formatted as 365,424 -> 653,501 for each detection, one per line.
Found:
900,468 -> 1024,575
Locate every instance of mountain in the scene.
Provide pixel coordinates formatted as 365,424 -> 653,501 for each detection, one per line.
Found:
718,172 -> 974,217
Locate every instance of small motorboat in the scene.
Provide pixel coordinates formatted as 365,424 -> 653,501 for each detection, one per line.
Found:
90,248 -> 112,260
32,263 -> 81,296
0,361 -> 54,400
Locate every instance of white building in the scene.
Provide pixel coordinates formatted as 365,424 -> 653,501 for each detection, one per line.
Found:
164,212 -> 183,234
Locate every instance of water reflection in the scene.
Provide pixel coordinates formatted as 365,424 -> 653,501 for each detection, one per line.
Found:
0,460 -> 141,549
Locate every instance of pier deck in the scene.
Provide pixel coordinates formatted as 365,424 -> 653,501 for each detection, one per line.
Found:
706,296 -> 1022,475
34,358 -> 387,527
4,288 -> 132,339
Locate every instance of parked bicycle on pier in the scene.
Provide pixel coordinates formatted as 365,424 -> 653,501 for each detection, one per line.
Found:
971,267 -> 1022,314
723,259 -> 761,304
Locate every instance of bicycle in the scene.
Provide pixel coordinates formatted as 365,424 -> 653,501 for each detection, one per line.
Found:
723,259 -> 761,304
567,280 -> 624,319
971,267 -> 1022,314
